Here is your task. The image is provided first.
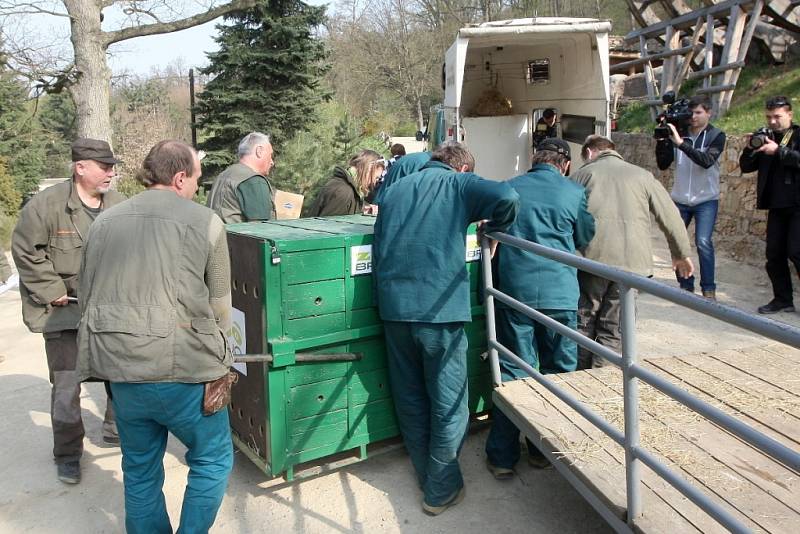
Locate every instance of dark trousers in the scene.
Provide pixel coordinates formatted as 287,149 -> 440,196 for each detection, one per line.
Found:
765,207 -> 800,305
485,307 -> 577,469
577,272 -> 624,370
43,329 -> 116,464
383,321 -> 469,507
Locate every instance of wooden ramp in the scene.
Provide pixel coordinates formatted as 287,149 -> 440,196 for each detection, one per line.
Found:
493,344 -> 800,533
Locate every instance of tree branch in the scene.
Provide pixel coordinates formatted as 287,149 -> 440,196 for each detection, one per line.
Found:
122,6 -> 164,24
0,1 -> 69,17
103,0 -> 258,46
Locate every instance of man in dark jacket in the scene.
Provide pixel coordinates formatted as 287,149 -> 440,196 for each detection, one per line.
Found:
533,108 -> 558,148
373,142 -> 519,515
485,138 -> 594,477
656,96 -> 726,299
740,96 -> 800,314
12,138 -> 124,484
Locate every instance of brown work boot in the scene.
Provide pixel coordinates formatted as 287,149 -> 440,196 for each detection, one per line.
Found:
702,290 -> 716,300
485,459 -> 514,480
422,487 -> 465,516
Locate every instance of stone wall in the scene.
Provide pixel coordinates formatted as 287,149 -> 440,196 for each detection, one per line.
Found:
611,132 -> 765,263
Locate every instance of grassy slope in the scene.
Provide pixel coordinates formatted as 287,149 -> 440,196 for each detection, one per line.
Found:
617,59 -> 800,134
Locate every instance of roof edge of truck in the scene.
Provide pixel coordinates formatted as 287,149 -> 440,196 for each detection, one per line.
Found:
459,17 -> 612,37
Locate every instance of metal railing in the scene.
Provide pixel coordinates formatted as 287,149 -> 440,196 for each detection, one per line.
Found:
481,232 -> 800,534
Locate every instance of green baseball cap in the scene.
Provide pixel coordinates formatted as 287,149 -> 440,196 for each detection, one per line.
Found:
71,138 -> 121,165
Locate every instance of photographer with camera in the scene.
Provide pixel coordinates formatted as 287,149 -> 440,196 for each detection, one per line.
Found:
656,96 -> 726,300
740,96 -> 800,314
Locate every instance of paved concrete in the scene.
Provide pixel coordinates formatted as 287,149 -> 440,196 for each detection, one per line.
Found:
1,233 -> 797,533
0,251 -> 609,534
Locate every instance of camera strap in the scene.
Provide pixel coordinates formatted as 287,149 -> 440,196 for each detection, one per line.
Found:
780,129 -> 793,147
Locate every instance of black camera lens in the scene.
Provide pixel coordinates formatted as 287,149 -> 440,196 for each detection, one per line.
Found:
749,135 -> 766,149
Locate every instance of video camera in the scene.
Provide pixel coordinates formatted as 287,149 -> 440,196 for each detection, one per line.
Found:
654,91 -> 692,140
748,127 -> 774,150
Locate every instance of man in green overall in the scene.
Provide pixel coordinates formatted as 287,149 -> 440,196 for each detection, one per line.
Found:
207,131 -> 275,222
373,150 -> 431,205
484,138 -> 595,477
373,142 -> 519,515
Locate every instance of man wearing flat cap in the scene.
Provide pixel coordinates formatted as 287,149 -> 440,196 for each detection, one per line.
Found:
484,138 -> 595,477
12,138 -> 125,485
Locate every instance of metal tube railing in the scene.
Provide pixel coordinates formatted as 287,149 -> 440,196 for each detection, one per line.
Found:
488,288 -> 623,368
481,232 -> 800,532
633,445 -> 750,534
490,339 -> 626,447
620,285 -> 642,523
480,239 -> 503,387
489,232 -> 800,348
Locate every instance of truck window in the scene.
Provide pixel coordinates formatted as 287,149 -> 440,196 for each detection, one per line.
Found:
527,59 -> 550,85
560,114 -> 596,145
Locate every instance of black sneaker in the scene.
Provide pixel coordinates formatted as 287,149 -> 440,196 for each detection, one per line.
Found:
57,461 -> 81,484
757,300 -> 795,314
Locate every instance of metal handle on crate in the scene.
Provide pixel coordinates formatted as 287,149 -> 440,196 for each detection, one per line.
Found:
233,352 -> 363,364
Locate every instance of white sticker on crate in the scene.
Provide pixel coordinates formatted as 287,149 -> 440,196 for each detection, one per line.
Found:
228,307 -> 247,376
466,234 -> 481,262
351,236 -> 480,276
351,244 -> 373,276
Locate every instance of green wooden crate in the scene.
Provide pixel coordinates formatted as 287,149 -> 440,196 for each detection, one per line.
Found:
225,214 -> 490,479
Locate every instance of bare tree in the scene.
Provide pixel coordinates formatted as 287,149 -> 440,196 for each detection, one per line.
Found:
0,0 -> 257,141
329,0 -> 442,130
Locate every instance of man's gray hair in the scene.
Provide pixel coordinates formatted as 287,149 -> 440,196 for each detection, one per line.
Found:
237,132 -> 271,158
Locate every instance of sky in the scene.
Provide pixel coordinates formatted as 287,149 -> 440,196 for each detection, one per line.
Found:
22,0 -> 334,77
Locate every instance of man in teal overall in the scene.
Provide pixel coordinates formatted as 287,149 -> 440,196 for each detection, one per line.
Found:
373,150 -> 431,205
484,138 -> 595,477
373,142 -> 519,515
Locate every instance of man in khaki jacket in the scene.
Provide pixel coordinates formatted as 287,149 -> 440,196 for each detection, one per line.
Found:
571,135 -> 693,369
77,140 -> 233,533
11,138 -> 124,484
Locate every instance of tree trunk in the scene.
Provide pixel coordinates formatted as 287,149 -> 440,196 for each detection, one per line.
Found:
416,97 -> 424,132
65,0 -> 113,142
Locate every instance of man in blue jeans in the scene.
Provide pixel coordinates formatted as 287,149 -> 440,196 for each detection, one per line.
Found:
78,140 -> 234,533
656,96 -> 726,299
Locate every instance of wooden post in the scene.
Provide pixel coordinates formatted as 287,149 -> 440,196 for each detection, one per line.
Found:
713,5 -> 742,115
704,14 -> 714,91
640,35 -> 659,120
661,25 -> 678,94
719,0 -> 764,114
673,17 -> 705,92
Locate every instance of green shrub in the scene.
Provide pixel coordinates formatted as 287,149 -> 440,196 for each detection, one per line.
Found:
0,212 -> 15,249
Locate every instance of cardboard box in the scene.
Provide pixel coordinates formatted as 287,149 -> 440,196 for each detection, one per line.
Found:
274,189 -> 304,219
